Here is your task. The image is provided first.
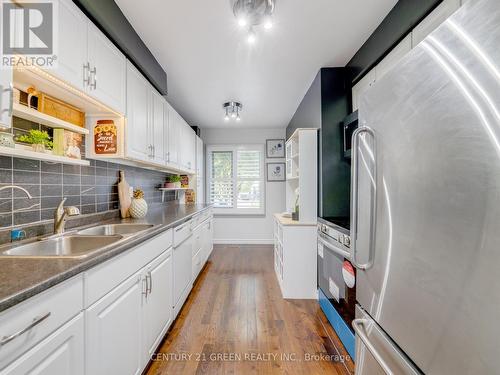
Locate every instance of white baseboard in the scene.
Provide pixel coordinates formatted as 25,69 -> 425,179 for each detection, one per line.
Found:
214,239 -> 274,245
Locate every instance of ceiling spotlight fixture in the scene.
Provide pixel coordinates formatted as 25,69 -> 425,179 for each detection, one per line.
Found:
223,101 -> 243,123
233,0 -> 275,43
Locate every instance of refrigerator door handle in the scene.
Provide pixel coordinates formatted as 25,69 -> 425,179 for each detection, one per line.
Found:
350,126 -> 376,270
353,318 -> 394,375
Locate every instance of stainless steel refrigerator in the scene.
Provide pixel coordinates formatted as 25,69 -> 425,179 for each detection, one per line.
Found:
351,0 -> 500,373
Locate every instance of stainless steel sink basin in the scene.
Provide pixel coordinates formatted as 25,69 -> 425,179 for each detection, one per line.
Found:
0,235 -> 123,258
76,224 -> 154,236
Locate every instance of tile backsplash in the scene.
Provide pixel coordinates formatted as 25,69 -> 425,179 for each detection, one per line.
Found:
0,156 -> 176,229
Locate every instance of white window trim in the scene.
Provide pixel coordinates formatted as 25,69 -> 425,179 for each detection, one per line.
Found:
206,144 -> 265,216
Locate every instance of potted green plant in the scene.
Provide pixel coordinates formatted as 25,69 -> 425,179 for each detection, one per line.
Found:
16,130 -> 53,153
164,175 -> 181,189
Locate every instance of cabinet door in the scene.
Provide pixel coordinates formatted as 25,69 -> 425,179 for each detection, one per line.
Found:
351,69 -> 376,112
53,0 -> 87,91
143,251 -> 173,361
412,0 -> 461,46
3,314 -> 84,375
151,90 -> 166,165
180,122 -> 195,172
87,22 -> 126,114
126,62 -> 151,162
0,1 -> 13,129
375,34 -> 412,82
173,237 -> 193,306
86,271 -> 143,375
0,67 -> 13,129
167,105 -> 180,166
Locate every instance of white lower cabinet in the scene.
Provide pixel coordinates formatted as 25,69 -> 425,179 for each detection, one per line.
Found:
143,251 -> 173,361
2,314 -> 85,375
173,236 -> 193,314
85,270 -> 143,375
0,209 -> 213,375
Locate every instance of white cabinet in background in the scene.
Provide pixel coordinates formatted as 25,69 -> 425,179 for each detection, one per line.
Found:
0,66 -> 13,129
87,22 -> 127,114
143,250 -> 173,361
2,314 -> 84,375
179,121 -> 196,173
55,0 -> 87,91
412,0 -> 461,47
151,90 -> 166,165
196,136 -> 204,203
126,62 -> 151,162
173,222 -> 193,316
166,103 -> 180,167
375,34 -> 412,81
85,271 -> 143,375
352,69 -> 376,112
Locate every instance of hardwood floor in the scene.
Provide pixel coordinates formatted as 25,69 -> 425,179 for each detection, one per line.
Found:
147,244 -> 355,375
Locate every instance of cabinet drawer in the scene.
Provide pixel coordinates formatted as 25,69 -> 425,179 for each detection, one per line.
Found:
0,275 -> 83,369
85,229 -> 172,307
173,221 -> 192,247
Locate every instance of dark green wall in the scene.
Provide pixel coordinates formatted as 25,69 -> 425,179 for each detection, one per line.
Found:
73,0 -> 168,95
319,69 -> 350,219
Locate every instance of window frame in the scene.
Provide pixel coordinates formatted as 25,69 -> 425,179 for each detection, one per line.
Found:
206,144 -> 265,216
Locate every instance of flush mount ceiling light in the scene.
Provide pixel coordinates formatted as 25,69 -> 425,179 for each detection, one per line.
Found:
223,101 -> 243,122
233,0 -> 276,44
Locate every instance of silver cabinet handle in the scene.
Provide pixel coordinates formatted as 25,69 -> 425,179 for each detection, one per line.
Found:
147,270 -> 152,294
352,318 -> 394,375
90,66 -> 97,90
0,312 -> 51,346
350,125 -> 376,270
317,233 -> 351,259
83,62 -> 90,87
142,276 -> 148,296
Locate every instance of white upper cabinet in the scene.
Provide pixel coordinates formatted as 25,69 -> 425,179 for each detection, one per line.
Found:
0,0 -> 14,129
126,62 -> 151,162
87,23 -> 126,114
375,34 -> 412,81
412,0 -> 461,47
54,0 -> 88,91
151,90 -> 166,165
166,103 -> 180,167
180,121 -> 196,173
0,66 -> 13,129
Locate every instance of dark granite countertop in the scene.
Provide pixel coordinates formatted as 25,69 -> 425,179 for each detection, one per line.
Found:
0,203 -> 212,313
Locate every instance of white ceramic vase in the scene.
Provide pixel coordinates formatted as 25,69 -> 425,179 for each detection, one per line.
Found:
129,198 -> 148,218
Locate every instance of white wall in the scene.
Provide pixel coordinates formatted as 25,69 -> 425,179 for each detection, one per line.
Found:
201,128 -> 286,244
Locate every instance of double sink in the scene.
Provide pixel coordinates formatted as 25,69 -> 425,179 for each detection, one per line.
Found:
0,224 -> 155,259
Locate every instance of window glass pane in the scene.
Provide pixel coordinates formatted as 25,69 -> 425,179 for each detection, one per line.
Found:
237,180 -> 261,208
237,150 -> 260,179
210,151 -> 233,208
212,151 -> 233,179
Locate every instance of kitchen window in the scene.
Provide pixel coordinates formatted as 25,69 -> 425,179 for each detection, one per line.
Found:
206,145 -> 265,215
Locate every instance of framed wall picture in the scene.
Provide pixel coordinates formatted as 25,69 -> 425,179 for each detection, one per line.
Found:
266,139 -> 285,158
267,162 -> 286,182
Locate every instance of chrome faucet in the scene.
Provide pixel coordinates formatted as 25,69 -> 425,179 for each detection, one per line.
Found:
0,185 -> 33,199
54,198 -> 80,234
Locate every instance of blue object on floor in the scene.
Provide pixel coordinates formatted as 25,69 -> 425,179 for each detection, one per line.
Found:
318,288 -> 355,360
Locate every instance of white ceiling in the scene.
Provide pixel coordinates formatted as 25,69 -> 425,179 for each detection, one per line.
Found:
115,0 -> 397,128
